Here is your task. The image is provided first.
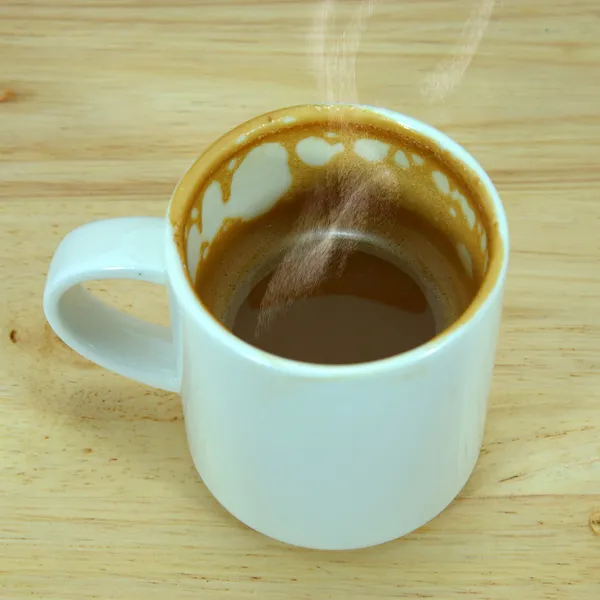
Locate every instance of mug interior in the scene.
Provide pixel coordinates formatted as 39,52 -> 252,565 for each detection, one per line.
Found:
168,104 -> 506,356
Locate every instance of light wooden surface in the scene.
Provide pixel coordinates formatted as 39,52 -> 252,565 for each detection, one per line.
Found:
1,1 -> 599,598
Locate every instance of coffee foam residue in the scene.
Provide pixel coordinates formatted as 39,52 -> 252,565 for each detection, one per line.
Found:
186,113 -> 492,336
193,161 -> 479,344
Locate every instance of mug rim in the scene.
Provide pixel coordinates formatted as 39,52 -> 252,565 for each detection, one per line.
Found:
165,104 -> 510,378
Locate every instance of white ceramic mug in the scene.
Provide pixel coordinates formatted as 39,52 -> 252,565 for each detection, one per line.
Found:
44,104 -> 509,550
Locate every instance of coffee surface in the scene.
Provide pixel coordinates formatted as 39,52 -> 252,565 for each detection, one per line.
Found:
231,243 -> 437,364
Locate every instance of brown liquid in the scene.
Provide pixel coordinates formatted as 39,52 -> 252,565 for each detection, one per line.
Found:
194,175 -> 478,365
232,244 -> 437,364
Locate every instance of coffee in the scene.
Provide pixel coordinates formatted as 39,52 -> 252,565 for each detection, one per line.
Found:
228,240 -> 460,365
181,108 -> 491,365
193,174 -> 478,365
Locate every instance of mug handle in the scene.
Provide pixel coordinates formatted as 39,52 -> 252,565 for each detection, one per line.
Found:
43,217 -> 180,393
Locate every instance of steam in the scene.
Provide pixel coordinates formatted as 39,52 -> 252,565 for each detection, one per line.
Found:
255,0 -> 496,333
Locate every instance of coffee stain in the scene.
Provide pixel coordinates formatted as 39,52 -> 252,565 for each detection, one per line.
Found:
422,0 -> 496,102
9,329 -> 18,344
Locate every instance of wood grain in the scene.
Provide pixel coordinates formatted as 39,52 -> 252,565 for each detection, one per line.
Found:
1,1 -> 599,598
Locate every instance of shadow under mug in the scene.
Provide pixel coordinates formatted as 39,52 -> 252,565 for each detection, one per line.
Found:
44,104 -> 509,550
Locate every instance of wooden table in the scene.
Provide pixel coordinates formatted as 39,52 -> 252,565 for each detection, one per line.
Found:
1,1 -> 599,598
